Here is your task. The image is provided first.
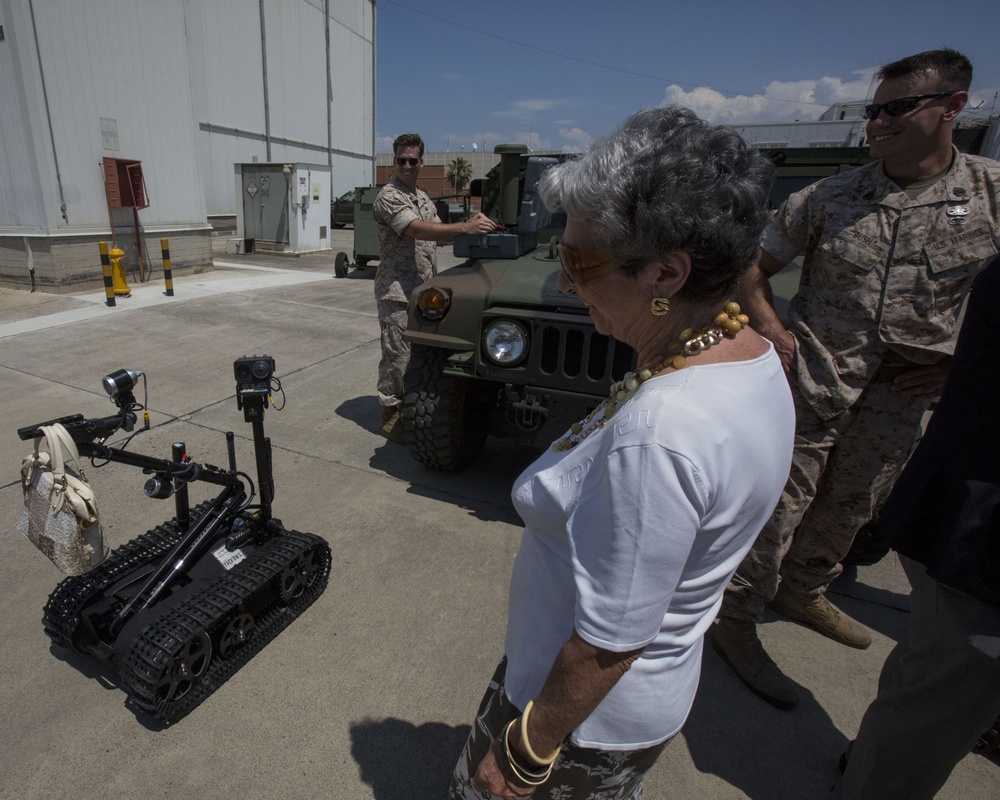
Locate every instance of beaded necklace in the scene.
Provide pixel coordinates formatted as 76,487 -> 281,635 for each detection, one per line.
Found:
552,301 -> 749,452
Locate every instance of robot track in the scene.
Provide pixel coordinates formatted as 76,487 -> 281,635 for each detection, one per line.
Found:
120,528 -> 331,723
42,508 -> 197,652
42,504 -> 331,724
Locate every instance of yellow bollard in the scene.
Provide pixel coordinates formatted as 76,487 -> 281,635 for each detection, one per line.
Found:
160,238 -> 174,296
110,247 -> 131,296
99,242 -> 116,307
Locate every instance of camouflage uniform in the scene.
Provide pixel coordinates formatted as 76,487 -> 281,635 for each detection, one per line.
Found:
372,178 -> 440,409
724,149 -> 1000,622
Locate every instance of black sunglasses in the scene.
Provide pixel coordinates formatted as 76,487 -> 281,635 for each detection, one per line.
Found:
395,157 -> 420,167
863,92 -> 953,120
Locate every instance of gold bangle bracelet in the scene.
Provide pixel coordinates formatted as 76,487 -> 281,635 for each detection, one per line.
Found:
502,719 -> 552,786
520,700 -> 562,766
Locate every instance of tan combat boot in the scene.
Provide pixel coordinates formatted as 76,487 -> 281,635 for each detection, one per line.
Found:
710,617 -> 799,709
771,583 -> 871,649
380,406 -> 405,444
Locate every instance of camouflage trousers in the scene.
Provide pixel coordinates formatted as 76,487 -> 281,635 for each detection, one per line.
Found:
449,658 -> 670,800
377,300 -> 409,409
722,376 -> 930,622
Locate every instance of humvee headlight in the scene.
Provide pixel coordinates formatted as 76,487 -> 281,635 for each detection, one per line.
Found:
417,287 -> 451,321
483,320 -> 528,366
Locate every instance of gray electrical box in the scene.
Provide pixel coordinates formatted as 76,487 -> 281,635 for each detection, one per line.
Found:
234,163 -> 331,254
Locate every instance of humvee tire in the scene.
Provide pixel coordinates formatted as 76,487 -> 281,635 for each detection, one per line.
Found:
401,345 -> 492,471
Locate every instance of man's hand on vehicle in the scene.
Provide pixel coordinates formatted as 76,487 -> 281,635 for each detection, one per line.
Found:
463,212 -> 499,235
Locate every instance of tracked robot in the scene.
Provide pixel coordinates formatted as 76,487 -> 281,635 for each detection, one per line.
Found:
18,356 -> 331,724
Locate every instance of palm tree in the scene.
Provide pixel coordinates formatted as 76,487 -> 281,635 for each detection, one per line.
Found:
446,156 -> 474,195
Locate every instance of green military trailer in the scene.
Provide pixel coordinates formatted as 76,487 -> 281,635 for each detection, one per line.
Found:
400,144 -> 873,471
334,185 -> 382,278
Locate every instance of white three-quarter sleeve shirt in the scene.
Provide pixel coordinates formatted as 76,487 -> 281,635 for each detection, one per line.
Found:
504,344 -> 795,748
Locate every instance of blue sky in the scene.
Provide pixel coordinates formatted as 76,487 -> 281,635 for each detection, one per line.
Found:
374,0 -> 1000,154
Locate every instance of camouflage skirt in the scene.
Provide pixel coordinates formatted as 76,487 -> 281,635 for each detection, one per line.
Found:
448,659 -> 670,800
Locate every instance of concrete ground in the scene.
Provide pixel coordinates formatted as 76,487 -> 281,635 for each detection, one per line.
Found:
0,229 -> 995,799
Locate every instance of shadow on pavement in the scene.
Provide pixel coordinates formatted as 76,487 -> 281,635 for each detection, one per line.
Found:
335,393 -> 386,437
686,644 -> 848,799
47,644 -> 168,731
351,717 -> 469,800
335,393 -> 537,526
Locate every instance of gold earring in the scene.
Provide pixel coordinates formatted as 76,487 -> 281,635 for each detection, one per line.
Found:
651,297 -> 670,316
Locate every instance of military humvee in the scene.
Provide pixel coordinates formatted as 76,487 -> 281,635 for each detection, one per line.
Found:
400,143 -> 872,471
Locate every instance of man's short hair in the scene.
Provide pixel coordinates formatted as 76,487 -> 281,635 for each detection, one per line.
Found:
393,133 -> 425,158
876,48 -> 972,92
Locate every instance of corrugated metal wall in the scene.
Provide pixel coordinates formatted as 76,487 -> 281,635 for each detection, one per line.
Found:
0,0 -> 374,232
4,0 -> 206,228
0,0 -> 47,229
189,0 -> 375,213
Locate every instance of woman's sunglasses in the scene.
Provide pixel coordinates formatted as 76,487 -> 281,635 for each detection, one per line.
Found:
556,243 -> 621,286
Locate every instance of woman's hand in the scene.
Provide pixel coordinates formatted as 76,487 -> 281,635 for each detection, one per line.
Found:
473,631 -> 642,798
472,737 -> 537,800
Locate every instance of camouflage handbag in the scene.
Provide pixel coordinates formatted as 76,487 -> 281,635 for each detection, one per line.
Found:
18,423 -> 107,575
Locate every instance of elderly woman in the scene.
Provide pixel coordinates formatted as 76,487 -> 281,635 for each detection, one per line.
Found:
448,106 -> 795,800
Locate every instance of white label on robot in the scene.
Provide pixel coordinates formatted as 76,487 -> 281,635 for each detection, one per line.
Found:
213,545 -> 247,571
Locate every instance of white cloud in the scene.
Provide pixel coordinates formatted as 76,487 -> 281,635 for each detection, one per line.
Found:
662,71 -> 877,124
558,127 -> 593,153
494,98 -> 563,118
512,131 -> 552,151
514,98 -> 559,112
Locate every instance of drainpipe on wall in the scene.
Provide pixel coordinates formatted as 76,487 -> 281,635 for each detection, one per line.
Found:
28,0 -> 68,224
325,0 -> 332,168
259,0 -> 272,162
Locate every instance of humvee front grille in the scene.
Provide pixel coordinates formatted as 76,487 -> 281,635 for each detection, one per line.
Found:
538,323 -> 635,388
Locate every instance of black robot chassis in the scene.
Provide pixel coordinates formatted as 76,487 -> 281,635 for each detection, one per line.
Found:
18,357 -> 331,725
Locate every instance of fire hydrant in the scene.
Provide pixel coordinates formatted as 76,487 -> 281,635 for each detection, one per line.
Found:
109,248 -> 131,296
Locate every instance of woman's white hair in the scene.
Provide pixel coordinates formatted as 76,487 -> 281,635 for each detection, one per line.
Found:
538,106 -> 774,302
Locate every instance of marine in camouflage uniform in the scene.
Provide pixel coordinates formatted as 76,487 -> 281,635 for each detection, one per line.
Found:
722,148 -> 1000,625
710,49 -> 1000,712
372,177 -> 440,412
371,134 -> 495,443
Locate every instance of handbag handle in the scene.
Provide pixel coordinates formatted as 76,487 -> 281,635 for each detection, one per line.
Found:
38,424 -> 85,514
35,424 -> 99,522
46,423 -> 86,479
36,426 -> 64,479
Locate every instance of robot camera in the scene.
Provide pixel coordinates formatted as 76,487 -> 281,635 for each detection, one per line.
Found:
234,356 -> 275,386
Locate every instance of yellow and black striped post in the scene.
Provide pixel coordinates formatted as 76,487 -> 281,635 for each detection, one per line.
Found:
99,241 -> 116,307
160,238 -> 174,296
